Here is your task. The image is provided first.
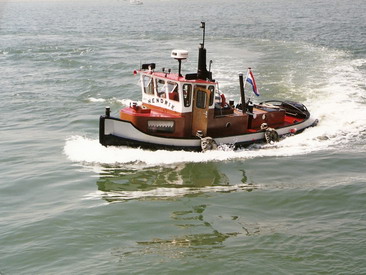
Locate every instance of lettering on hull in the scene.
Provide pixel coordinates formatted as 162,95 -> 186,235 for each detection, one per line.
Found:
147,97 -> 175,110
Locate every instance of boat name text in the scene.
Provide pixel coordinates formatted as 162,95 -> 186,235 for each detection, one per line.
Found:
147,97 -> 176,110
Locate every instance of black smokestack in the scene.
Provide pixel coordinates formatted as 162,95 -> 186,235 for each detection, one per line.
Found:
196,22 -> 212,81
197,43 -> 208,80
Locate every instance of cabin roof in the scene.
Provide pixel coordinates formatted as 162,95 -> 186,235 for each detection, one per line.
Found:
139,71 -> 216,85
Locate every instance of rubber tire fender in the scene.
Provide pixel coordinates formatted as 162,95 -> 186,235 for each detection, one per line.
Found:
264,128 -> 279,143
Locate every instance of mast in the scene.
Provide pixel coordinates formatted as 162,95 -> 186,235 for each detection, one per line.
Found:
197,22 -> 212,81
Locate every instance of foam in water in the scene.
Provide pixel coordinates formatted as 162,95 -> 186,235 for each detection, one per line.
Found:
87,97 -> 141,106
63,129 -> 325,168
305,54 -> 366,149
87,97 -> 106,103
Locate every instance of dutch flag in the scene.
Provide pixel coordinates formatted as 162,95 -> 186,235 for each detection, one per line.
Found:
246,69 -> 259,96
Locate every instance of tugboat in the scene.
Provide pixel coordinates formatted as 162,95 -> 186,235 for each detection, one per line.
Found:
99,22 -> 318,151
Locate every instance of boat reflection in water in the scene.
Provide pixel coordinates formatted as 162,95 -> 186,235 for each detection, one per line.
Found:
96,163 -> 262,260
96,162 -> 255,203
111,202 -> 251,261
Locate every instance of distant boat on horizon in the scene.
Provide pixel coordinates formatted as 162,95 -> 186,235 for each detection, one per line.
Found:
130,0 -> 143,5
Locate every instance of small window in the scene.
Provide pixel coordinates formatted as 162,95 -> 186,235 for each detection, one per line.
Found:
196,90 -> 207,109
167,81 -> 179,102
183,84 -> 192,107
156,79 -> 166,98
143,75 -> 154,95
208,85 -> 215,106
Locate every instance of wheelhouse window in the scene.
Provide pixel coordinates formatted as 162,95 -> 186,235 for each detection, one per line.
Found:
183,84 -> 192,107
143,75 -> 154,95
167,81 -> 179,102
196,89 -> 207,109
156,79 -> 166,98
208,85 -> 215,106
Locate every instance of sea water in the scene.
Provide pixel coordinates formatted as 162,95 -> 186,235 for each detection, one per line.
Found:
1,0 -> 366,274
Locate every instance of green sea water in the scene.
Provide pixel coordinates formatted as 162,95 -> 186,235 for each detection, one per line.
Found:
1,0 -> 366,274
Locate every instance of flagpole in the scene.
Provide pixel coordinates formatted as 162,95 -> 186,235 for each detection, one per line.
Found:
239,73 -> 246,113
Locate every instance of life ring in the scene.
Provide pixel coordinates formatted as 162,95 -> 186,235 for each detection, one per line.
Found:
264,128 -> 279,143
